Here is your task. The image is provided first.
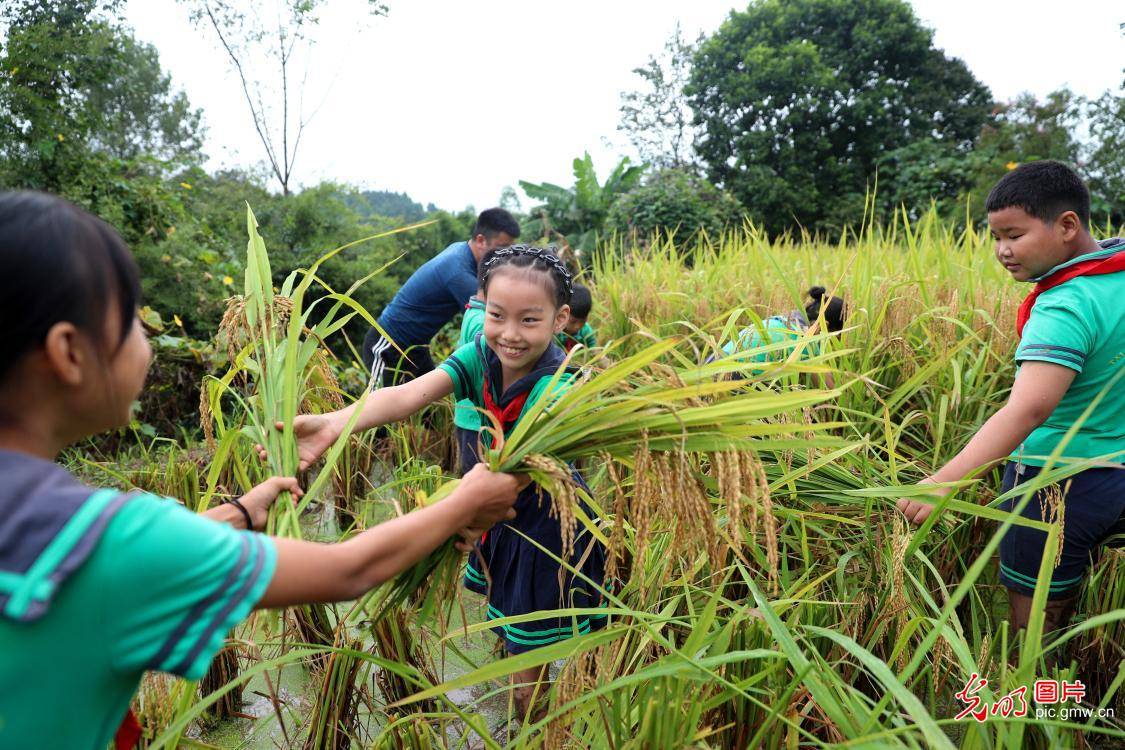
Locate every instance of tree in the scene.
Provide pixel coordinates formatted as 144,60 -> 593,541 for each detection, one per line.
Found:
519,152 -> 645,259
687,0 -> 993,234
1085,90 -> 1125,226
618,23 -> 699,170
0,0 -> 205,188
179,0 -> 388,195
607,168 -> 742,245
876,86 -> 1125,227
0,0 -> 205,251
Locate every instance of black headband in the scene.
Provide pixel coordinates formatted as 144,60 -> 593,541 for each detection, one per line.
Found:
481,244 -> 573,296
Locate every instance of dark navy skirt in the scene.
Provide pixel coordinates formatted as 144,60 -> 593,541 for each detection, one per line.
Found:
458,429 -> 608,653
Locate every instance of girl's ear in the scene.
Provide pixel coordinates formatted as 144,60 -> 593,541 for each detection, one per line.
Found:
554,304 -> 571,334
43,322 -> 86,386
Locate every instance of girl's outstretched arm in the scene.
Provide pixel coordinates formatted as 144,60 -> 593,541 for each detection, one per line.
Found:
256,464 -> 521,608
263,368 -> 455,470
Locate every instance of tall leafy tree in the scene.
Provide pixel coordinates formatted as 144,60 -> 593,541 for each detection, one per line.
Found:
687,0 -> 993,234
877,88 -> 1085,223
0,0 -> 204,191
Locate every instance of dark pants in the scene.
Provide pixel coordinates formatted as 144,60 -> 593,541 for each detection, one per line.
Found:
362,328 -> 435,391
456,426 -> 483,476
999,462 -> 1125,600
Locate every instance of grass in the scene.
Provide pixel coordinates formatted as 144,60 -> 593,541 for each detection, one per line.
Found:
89,204 -> 1125,748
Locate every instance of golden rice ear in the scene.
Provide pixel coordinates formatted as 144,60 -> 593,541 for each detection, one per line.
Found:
198,383 -> 215,454
604,453 -> 629,584
523,453 -> 579,560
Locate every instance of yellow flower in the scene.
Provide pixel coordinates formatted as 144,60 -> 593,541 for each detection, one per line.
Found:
180,182 -> 193,190
56,133 -> 64,142
1006,161 -> 1018,171
222,275 -> 234,287
173,314 -> 183,328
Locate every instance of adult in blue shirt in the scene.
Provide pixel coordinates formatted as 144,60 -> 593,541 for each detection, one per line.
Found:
363,208 -> 519,388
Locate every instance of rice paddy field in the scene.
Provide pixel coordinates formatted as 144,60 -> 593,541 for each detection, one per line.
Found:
75,206 -> 1125,749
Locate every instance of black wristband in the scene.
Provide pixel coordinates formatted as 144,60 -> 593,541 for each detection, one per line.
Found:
226,497 -> 254,530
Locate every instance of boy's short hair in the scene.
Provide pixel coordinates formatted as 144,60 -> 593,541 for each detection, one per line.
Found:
568,283 -> 592,319
986,160 -> 1091,229
473,208 -> 520,241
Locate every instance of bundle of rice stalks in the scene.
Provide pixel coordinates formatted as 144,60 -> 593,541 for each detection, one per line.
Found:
303,637 -> 367,750
198,208 -> 429,686
370,607 -> 440,715
205,205 -> 423,537
291,603 -> 339,675
198,642 -> 243,722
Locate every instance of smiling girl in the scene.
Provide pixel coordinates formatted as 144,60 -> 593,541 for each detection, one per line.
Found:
280,244 -> 609,722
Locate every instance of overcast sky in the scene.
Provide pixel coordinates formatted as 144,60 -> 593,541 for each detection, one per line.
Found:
124,0 -> 1124,212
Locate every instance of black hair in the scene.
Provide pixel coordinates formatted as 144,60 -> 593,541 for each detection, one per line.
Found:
0,191 -> 141,383
568,283 -> 592,319
473,207 -> 521,241
478,244 -> 572,309
805,286 -> 846,333
986,160 -> 1091,229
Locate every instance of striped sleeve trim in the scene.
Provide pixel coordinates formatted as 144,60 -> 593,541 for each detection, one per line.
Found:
155,534 -> 276,679
1016,343 -> 1086,370
439,356 -> 471,401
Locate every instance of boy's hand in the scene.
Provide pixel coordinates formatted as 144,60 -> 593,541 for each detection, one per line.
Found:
239,477 -> 304,530
896,497 -> 934,525
899,362 -> 1076,527
255,413 -> 345,471
896,478 -> 949,526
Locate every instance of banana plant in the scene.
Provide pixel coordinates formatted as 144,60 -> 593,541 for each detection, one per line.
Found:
520,151 -> 645,257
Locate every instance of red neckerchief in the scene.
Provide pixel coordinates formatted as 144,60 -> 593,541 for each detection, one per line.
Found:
477,371 -> 529,546
1016,249 -> 1125,338
563,336 -> 577,352
115,709 -> 141,749
480,379 -> 530,435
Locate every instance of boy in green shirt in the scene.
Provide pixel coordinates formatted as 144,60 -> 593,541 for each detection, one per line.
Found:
896,161 -> 1125,633
556,283 -> 597,352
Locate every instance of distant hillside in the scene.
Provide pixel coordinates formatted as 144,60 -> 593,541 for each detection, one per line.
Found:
348,190 -> 438,222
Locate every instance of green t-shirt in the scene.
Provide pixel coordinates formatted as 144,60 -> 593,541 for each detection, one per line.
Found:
0,490 -> 276,749
440,339 -> 571,447
454,297 -> 486,431
556,322 -> 597,352
720,312 -> 815,365
1012,240 -> 1125,466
